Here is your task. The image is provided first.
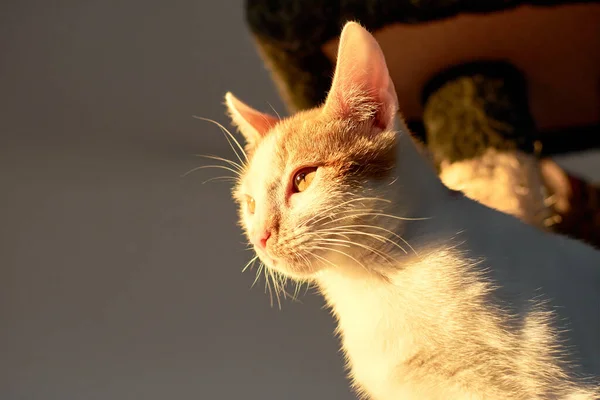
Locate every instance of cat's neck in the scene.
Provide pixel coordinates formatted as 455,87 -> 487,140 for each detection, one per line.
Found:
315,117 -> 599,291
314,119 -> 594,303
313,120 -> 467,304
312,122 -> 600,399
389,122 -> 450,222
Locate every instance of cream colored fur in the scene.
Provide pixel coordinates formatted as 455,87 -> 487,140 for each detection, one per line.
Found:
439,148 -> 551,228
317,130 -> 600,400
225,22 -> 600,399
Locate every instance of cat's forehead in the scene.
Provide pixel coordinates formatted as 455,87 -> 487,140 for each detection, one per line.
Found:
248,111 -> 325,170
241,116 -> 319,193
253,134 -> 281,168
242,134 -> 284,193
271,110 -> 341,162
241,107 -> 399,197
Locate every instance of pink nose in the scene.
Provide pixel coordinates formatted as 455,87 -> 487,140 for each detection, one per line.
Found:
255,230 -> 271,250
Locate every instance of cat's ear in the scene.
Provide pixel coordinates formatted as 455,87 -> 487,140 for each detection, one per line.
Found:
225,92 -> 279,148
324,22 -> 398,130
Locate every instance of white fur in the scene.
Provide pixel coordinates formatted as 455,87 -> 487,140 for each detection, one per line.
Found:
316,129 -> 600,400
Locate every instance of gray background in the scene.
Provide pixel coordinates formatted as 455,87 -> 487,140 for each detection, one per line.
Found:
1,2 -> 598,400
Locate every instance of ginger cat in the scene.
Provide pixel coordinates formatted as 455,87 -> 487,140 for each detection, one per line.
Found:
225,22 -> 600,399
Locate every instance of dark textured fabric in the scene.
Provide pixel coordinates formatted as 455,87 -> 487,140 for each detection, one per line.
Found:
539,125 -> 600,157
422,61 -> 538,163
421,62 -> 600,246
408,122 -> 600,157
246,0 -> 600,245
247,0 -> 598,48
246,0 -> 599,112
553,174 -> 600,249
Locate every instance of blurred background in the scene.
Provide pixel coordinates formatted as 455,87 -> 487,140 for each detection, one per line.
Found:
0,1 -> 353,399
1,2 -> 598,400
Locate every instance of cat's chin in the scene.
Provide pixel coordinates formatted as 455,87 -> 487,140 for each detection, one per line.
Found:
258,255 -> 322,281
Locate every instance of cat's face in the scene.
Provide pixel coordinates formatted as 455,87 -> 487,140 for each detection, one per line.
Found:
233,109 -> 397,278
227,22 -> 400,279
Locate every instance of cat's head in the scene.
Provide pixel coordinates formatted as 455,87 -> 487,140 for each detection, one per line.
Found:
226,22 -> 410,279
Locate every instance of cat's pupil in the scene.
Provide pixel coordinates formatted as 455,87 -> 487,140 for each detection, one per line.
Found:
293,168 -> 317,192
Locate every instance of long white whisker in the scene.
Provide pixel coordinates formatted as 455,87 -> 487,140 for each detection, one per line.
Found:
330,230 -> 409,255
181,164 -> 241,178
264,267 -> 274,307
193,116 -> 248,164
242,255 -> 259,272
322,211 -> 429,227
311,238 -> 352,248
196,154 -> 244,172
252,263 -> 264,288
267,269 -> 282,309
312,237 -> 396,264
306,249 -> 338,269
293,281 -> 302,300
309,245 -> 369,272
266,102 -> 282,120
202,176 -> 239,184
319,224 -> 415,255
305,207 -> 380,229
300,196 -> 391,227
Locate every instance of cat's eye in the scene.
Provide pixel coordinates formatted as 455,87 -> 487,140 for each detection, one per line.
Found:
292,167 -> 318,193
245,195 -> 255,214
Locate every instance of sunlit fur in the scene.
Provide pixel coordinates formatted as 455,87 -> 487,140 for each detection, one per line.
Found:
439,148 -> 551,228
223,22 -> 600,399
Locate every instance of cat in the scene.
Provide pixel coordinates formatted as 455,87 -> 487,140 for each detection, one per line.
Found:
224,21 -> 600,399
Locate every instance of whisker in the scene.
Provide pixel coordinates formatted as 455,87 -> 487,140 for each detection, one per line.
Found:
322,211 -> 429,227
362,212 -> 431,222
181,164 -> 241,178
264,268 -> 274,307
301,198 -> 375,227
309,245 -> 369,272
306,250 -> 338,269
202,176 -> 239,185
312,237 -> 396,264
305,207 -> 379,229
293,281 -> 302,300
265,268 -> 279,309
242,255 -> 259,272
277,271 -> 297,304
271,269 -> 294,309
303,281 -> 312,296
267,102 -> 282,120
331,230 -> 409,255
196,154 -> 244,173
252,263 -> 264,288
193,116 -> 248,164
319,224 -> 415,255
311,237 -> 352,248
301,196 -> 391,227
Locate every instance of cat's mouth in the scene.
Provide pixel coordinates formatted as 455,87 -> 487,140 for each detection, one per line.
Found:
254,245 -> 320,279
254,246 -> 279,268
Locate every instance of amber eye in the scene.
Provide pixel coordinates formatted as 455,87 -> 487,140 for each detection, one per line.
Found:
292,167 -> 318,193
245,195 -> 255,214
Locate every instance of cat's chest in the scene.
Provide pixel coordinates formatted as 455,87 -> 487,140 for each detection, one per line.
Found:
337,289 -> 411,380
325,284 -> 479,400
316,257 -> 491,399
317,271 -> 427,397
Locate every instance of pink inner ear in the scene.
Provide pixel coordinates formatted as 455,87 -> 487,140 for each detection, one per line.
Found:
227,93 -> 279,138
324,22 -> 398,130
